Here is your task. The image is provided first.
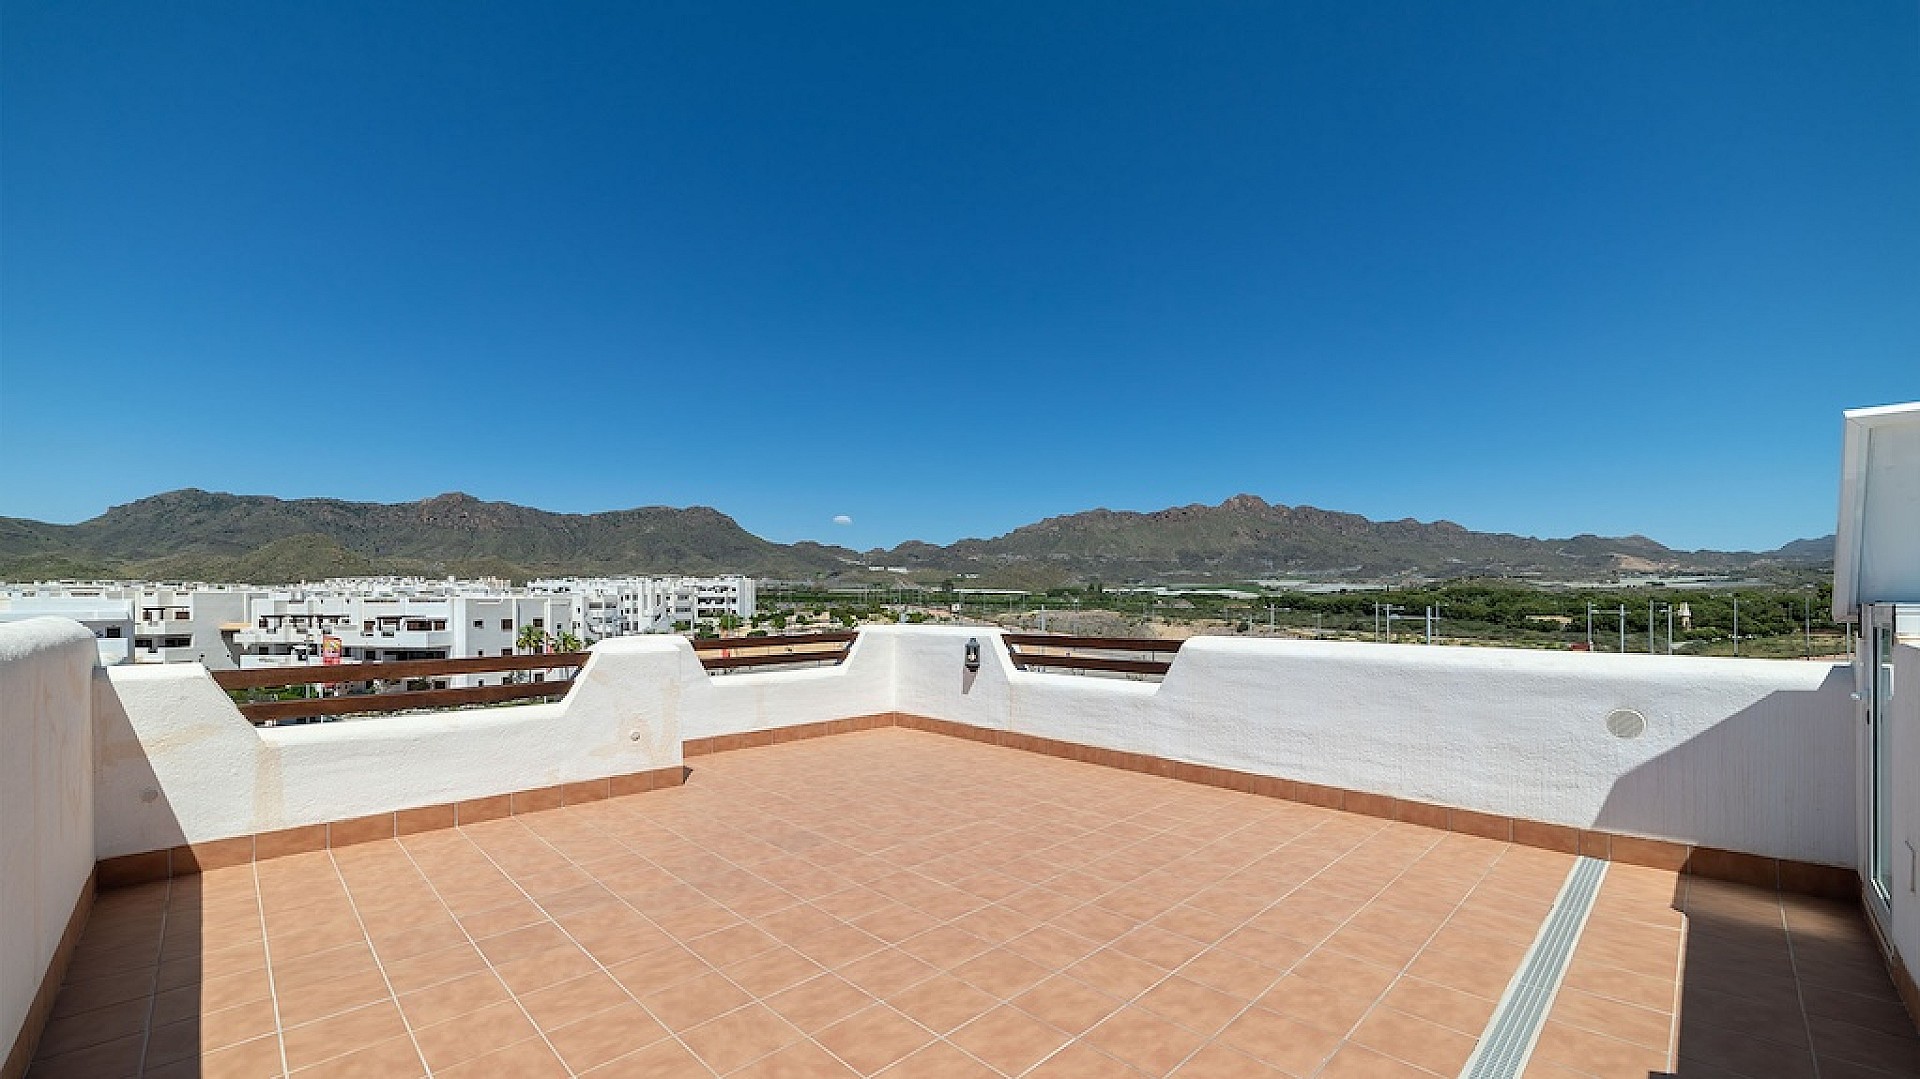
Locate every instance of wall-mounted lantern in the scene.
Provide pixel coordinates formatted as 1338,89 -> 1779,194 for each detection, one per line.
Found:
964,637 -> 981,672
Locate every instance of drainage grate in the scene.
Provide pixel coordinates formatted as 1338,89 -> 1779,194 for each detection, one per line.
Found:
1459,855 -> 1609,1079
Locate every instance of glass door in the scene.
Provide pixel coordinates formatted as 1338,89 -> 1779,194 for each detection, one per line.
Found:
1869,610 -> 1895,905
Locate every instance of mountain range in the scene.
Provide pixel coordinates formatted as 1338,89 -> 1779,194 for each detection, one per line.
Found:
0,489 -> 1833,587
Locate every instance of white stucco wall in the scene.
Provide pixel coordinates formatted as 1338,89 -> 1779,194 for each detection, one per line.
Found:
885,626 -> 1856,866
0,619 -> 98,1062
1878,641 -> 1920,995
84,624 -> 1859,871
92,636 -> 686,859
681,631 -> 895,741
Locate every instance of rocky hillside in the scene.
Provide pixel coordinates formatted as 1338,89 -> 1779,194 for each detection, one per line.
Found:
0,489 -> 1832,585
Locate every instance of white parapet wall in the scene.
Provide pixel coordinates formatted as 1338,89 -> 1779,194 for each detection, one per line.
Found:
83,622 -> 1859,873
0,618 -> 99,1067
681,631 -> 895,742
884,625 -> 1858,867
92,636 -> 689,859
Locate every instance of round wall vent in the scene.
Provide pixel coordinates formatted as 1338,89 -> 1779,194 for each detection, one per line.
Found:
1605,708 -> 1647,739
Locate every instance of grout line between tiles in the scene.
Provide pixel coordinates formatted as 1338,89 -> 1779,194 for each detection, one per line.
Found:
465,801 -> 887,1077
324,846 -> 434,1078
388,832 -> 591,1078
130,876 -> 171,1076
572,736 -> 1478,1079
1667,874 -> 1690,1074
1779,885 -> 1826,1079
250,856 -> 294,1078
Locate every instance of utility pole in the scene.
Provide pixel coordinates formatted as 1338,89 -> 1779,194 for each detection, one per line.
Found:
1586,603 -> 1594,651
1424,605 -> 1435,645
1804,592 -> 1812,658
1732,596 -> 1739,657
1618,604 -> 1626,654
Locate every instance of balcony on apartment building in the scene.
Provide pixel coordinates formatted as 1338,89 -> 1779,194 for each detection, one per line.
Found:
4,616 -> 1916,1079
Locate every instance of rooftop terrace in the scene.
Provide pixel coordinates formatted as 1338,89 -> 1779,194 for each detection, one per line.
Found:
4,610 -> 1917,1079
27,728 -> 1917,1078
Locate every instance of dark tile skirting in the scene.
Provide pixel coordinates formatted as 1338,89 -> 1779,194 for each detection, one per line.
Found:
3,869 -> 94,1079
94,765 -> 687,889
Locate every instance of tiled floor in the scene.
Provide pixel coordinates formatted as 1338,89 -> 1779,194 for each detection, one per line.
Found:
29,728 -> 1920,1078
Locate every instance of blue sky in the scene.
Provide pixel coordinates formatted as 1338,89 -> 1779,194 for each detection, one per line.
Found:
3,2 -> 1915,553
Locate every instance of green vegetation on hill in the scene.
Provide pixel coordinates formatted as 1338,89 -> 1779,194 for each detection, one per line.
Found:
0,488 -> 1832,586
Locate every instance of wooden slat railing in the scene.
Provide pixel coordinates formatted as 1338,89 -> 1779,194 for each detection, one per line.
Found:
1003,633 -> 1184,677
212,652 -> 591,690
693,630 -> 856,672
213,653 -> 590,724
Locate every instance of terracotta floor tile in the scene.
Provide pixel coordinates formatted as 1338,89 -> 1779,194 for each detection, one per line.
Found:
275,965 -> 394,1028
579,1037 -> 712,1077
1171,1043 -> 1292,1077
1084,1005 -> 1209,1076
43,729 -> 1920,1077
144,998 -> 282,1066
874,1041 -> 1001,1078
546,1000 -> 672,1073
282,1033 -> 421,1077
378,936 -> 487,998
889,973 -> 1002,1033
815,1003 -> 934,1074
433,1036 -> 569,1078
644,968 -> 752,1030
1316,1043 -> 1439,1078
283,999 -> 412,1072
1067,949 -> 1168,1000
24,1032 -> 147,1079
495,941 -> 602,995
955,947 -> 1055,999
1531,1019 -> 1676,1077
765,974 -> 876,1030
409,998 -> 539,1072
951,1004 -> 1074,1074
1349,1005 -> 1477,1076
186,1032 -> 287,1079
1378,976 -> 1496,1037
734,1039 -> 861,1078
518,970 -> 633,1031
31,997 -> 151,1059
725,945 -> 828,998
682,1003 -> 805,1073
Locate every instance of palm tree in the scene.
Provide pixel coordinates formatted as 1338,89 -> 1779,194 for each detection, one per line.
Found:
555,631 -> 582,654
515,625 -> 549,655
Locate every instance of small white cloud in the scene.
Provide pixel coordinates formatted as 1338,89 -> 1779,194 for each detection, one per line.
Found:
832,514 -> 853,526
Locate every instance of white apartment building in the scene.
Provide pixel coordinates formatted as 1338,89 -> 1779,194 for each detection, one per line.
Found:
236,590 -> 579,688
1,575 -> 759,677
530,576 -> 756,636
0,582 -> 248,668
0,590 -> 134,665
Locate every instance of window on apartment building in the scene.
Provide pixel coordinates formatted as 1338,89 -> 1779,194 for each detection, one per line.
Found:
164,637 -> 190,648
501,619 -> 512,630
364,621 -> 375,633
104,626 -> 122,638
533,618 -> 544,628
258,618 -> 269,629
473,620 -> 483,628
432,620 -> 447,631
475,649 -> 485,657
175,610 -> 190,619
